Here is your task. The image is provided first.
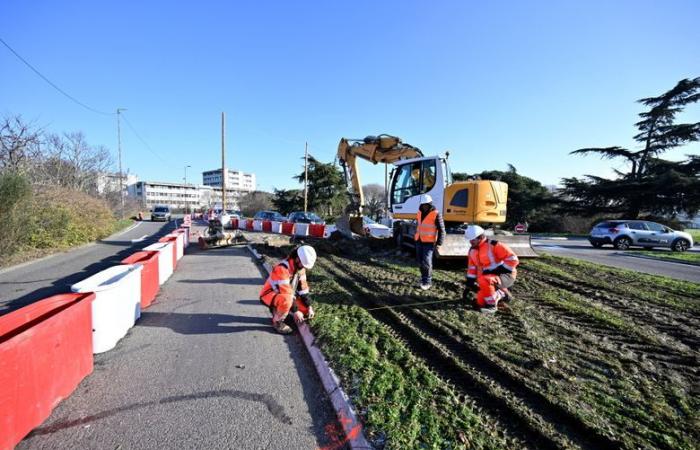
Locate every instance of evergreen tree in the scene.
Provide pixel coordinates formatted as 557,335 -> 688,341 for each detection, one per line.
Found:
561,77 -> 700,218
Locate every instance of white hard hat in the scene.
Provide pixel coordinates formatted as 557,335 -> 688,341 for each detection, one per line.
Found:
297,245 -> 317,269
419,194 -> 433,204
465,225 -> 485,241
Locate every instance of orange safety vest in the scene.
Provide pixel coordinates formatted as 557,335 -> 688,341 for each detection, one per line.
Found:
259,258 -> 310,305
414,210 -> 439,243
466,239 -> 519,279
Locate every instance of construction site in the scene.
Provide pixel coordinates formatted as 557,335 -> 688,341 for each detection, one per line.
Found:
248,232 -> 698,450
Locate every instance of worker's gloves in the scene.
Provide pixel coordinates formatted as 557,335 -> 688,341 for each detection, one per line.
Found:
307,306 -> 315,320
293,311 -> 305,324
465,279 -> 478,296
483,265 -> 511,276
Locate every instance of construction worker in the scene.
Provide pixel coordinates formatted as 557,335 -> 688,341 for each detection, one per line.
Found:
464,225 -> 518,314
414,194 -> 445,290
259,245 -> 317,334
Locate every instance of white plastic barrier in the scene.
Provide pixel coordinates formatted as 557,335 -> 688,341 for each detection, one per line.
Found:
253,220 -> 263,231
167,232 -> 184,260
237,219 -> 247,230
295,223 -> 309,236
271,221 -> 283,234
144,242 -> 174,285
71,264 -> 143,354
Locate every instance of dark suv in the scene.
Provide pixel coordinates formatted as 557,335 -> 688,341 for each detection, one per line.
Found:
286,211 -> 325,225
253,210 -> 287,222
589,220 -> 694,251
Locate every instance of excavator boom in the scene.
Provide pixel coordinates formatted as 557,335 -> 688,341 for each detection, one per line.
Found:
337,135 -> 422,235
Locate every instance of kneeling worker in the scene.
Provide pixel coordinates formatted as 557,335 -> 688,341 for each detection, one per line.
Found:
259,245 -> 317,334
464,225 -> 519,314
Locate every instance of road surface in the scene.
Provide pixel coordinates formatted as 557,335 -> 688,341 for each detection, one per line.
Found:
532,237 -> 700,283
17,245 -> 336,449
0,220 -> 177,315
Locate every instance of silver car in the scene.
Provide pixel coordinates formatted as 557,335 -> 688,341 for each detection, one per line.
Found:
588,220 -> 694,251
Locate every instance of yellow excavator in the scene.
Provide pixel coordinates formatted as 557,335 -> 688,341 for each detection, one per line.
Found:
336,134 -> 537,258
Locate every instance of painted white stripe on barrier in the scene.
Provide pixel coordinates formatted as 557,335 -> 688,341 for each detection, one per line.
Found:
71,264 -> 143,354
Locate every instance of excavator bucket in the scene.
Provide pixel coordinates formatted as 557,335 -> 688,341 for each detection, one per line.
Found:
334,214 -> 366,238
436,233 -> 538,259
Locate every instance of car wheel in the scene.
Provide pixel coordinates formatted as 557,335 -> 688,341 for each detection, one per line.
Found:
614,236 -> 632,250
591,242 -> 603,248
671,238 -> 690,252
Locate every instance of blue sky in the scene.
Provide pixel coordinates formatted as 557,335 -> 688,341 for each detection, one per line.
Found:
1,0 -> 699,192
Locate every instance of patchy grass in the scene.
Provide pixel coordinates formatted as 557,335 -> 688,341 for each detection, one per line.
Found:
684,229 -> 700,242
255,243 -> 699,450
632,250 -> 700,266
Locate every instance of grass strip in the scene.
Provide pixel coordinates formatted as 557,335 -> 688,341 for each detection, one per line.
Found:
631,250 -> 700,266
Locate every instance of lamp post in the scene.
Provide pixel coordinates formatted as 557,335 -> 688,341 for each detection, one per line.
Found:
184,165 -> 191,214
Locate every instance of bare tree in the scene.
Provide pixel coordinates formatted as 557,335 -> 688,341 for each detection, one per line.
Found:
363,183 -> 386,220
0,115 -> 42,175
239,191 -> 273,217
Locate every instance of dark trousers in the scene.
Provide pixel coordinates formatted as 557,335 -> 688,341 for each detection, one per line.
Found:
416,242 -> 435,285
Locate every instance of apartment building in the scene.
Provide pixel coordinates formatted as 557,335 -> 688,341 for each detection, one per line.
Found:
128,181 -> 242,211
202,168 -> 256,192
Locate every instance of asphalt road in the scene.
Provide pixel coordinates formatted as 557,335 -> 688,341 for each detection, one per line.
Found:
532,237 -> 700,283
18,245 -> 336,449
0,220 -> 178,316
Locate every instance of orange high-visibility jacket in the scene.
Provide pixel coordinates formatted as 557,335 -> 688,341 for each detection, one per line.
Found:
466,239 -> 519,279
259,258 -> 310,302
415,210 -> 439,243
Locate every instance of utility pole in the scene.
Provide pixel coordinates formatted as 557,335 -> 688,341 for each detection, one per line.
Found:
184,165 -> 191,214
385,162 -> 388,215
221,112 -> 226,212
116,108 -> 126,219
304,142 -> 308,213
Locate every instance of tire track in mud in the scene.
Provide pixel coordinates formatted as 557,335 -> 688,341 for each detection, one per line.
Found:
320,256 -> 624,450
521,267 -> 700,352
518,274 -> 699,373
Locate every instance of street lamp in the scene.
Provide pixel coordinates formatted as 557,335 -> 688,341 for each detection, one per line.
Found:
184,165 -> 191,214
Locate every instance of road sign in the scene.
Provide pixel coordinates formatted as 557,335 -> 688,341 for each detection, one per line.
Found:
514,223 -> 526,233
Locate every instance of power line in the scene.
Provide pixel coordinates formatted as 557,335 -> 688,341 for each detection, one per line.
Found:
0,36 -> 114,116
120,113 -> 177,169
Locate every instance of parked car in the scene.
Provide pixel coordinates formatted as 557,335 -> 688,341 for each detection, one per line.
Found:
253,210 -> 287,222
287,211 -> 325,225
588,220 -> 694,251
151,205 -> 172,222
362,216 -> 392,239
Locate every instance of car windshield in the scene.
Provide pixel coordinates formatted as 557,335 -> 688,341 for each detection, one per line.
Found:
363,216 -> 377,225
154,207 -> 168,213
307,213 -> 321,221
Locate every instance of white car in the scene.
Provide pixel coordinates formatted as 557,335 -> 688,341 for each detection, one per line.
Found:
362,216 -> 392,239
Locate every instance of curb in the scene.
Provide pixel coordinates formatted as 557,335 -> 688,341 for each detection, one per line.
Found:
246,245 -> 372,450
620,252 -> 700,267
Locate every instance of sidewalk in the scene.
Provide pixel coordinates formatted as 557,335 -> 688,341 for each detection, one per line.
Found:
18,245 -> 337,450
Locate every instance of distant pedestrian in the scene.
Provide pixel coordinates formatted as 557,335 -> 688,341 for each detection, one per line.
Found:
259,245 -> 317,334
414,194 -> 445,290
463,225 -> 519,314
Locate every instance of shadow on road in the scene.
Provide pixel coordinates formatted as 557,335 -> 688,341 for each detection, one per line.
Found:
139,311 -> 273,335
177,277 -> 262,285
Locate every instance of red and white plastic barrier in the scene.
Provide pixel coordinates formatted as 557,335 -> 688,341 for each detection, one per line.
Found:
158,236 -> 179,269
294,223 -> 309,237
253,219 -> 263,231
121,251 -> 160,310
309,223 -> 326,238
0,293 -> 95,450
271,221 -> 283,233
71,264 -> 143,354
144,242 -> 174,285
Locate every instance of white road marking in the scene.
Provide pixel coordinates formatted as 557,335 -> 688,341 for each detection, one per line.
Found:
131,234 -> 149,243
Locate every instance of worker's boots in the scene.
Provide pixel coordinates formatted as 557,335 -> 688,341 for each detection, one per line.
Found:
272,319 -> 293,334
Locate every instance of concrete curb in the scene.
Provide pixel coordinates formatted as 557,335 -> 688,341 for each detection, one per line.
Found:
246,244 -> 373,450
620,252 -> 700,267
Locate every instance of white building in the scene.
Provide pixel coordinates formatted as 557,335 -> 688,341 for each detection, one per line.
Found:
202,168 -> 256,192
96,172 -> 138,195
128,181 -> 242,211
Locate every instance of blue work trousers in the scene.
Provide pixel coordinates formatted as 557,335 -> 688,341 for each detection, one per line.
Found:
416,241 -> 435,285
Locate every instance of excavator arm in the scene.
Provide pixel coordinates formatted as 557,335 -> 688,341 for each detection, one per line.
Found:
336,135 -> 423,235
